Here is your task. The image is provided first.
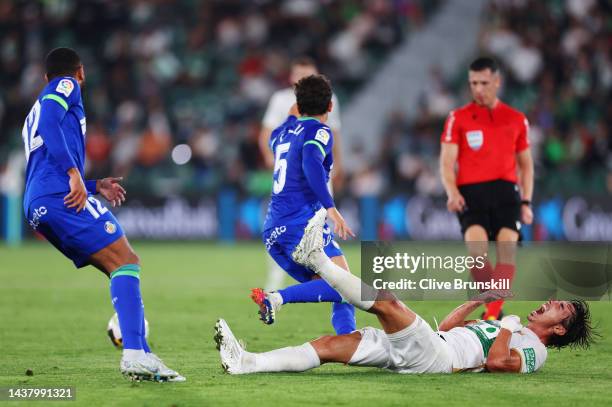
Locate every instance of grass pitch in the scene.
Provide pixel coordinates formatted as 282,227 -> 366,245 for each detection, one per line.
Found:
1,242 -> 611,406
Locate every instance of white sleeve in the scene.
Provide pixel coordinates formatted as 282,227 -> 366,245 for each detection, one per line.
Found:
513,335 -> 547,373
328,93 -> 341,131
262,93 -> 286,129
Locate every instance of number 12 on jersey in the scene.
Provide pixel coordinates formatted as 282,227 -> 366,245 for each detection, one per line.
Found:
273,142 -> 291,194
21,101 -> 44,162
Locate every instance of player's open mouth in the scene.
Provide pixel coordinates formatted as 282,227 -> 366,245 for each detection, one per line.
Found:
531,304 -> 546,317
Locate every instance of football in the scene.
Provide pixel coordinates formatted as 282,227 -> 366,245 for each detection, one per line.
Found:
106,313 -> 149,348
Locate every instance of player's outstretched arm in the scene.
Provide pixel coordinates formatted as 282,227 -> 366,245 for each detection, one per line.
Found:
302,140 -> 354,240
438,301 -> 484,331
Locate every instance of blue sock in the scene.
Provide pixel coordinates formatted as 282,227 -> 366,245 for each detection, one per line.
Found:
141,311 -> 151,353
331,302 -> 356,335
278,279 -> 342,303
110,264 -> 143,350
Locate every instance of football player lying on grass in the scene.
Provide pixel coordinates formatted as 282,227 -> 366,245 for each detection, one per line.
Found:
215,210 -> 595,374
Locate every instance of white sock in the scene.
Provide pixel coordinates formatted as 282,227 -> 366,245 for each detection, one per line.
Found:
242,343 -> 320,373
265,257 -> 285,291
310,252 -> 377,311
268,291 -> 283,310
123,349 -> 146,361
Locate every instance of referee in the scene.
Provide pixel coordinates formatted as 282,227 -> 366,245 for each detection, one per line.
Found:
440,57 -> 534,320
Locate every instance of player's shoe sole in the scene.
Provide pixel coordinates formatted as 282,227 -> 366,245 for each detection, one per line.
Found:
292,208 -> 326,267
214,319 -> 246,374
121,355 -> 186,382
123,373 -> 186,383
250,288 -> 275,325
120,359 -> 157,382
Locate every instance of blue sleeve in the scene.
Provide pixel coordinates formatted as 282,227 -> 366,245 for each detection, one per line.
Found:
85,180 -> 97,194
302,127 -> 334,209
38,97 -> 77,173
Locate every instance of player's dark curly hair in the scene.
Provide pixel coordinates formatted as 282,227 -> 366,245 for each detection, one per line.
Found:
46,47 -> 81,80
548,300 -> 598,350
469,57 -> 499,73
294,74 -> 332,116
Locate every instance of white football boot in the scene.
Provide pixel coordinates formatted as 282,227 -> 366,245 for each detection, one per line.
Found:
214,319 -> 247,374
146,353 -> 186,382
291,207 -> 326,267
120,354 -> 158,381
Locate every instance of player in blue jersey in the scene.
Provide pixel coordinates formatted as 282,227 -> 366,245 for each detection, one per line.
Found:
250,74 -> 358,335
22,48 -> 184,382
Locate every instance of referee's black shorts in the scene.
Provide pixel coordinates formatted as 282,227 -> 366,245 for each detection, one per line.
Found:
457,179 -> 521,240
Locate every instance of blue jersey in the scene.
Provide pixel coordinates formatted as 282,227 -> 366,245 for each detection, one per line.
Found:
22,76 -> 87,207
21,76 -> 125,268
263,116 -> 334,230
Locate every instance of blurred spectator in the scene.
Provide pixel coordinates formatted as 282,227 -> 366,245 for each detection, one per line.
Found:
0,0 -> 439,195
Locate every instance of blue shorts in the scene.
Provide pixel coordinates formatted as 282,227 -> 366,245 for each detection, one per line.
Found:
262,222 -> 343,283
25,193 -> 125,268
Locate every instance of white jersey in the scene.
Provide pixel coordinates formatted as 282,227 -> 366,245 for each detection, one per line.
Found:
262,87 -> 342,131
442,320 -> 548,373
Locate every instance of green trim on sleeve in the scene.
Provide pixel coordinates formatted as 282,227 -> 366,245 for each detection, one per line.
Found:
522,348 -> 536,373
42,94 -> 69,111
304,140 -> 326,157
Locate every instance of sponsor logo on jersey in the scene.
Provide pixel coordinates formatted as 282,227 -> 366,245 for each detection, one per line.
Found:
315,128 -> 330,145
56,79 -> 74,97
466,130 -> 483,150
323,224 -> 334,247
29,206 -> 47,230
104,221 -> 117,234
264,225 -> 287,250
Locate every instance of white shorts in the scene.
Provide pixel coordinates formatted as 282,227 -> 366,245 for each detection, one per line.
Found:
348,317 -> 454,374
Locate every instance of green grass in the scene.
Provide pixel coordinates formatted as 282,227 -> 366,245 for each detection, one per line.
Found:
1,242 -> 611,406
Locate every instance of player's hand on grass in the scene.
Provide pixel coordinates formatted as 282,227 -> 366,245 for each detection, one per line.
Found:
327,207 -> 355,240
99,177 -> 126,207
500,315 -> 523,333
521,204 -> 533,225
64,168 -> 88,212
446,190 -> 466,212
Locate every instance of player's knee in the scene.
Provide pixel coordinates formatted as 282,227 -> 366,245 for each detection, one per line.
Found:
118,246 -> 140,266
495,227 -> 519,242
126,250 -> 140,266
310,335 -> 336,361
